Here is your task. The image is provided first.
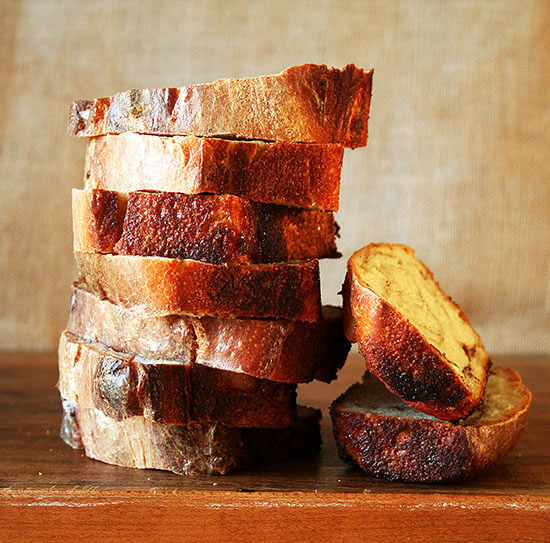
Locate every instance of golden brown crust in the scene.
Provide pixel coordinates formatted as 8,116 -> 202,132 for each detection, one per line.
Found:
68,284 -> 350,383
68,64 -> 373,148
330,368 -> 531,482
85,134 -> 344,210
75,252 -> 321,321
343,243 -> 490,421
61,399 -> 322,476
58,331 -> 296,428
73,189 -> 340,264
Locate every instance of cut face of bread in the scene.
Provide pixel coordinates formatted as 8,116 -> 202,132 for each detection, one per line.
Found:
58,331 -> 297,428
68,64 -> 373,148
84,134 -> 344,210
353,244 -> 484,381
67,284 -> 350,384
73,189 -> 340,264
344,243 -> 490,420
61,399 -> 322,476
330,367 -> 531,482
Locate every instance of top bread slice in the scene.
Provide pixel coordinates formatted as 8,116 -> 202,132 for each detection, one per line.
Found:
85,134 -> 344,211
68,64 -> 373,148
330,367 -> 531,482
343,243 -> 490,421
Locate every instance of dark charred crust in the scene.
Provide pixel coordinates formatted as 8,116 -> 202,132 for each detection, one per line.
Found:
331,409 -> 471,483
334,435 -> 360,468
188,364 -> 296,428
167,258 -> 322,321
93,355 -> 142,420
360,301 -> 469,409
117,193 -> 257,264
368,338 -> 468,407
311,311 -> 351,382
115,192 -> 256,264
78,190 -> 339,264
255,202 -> 339,262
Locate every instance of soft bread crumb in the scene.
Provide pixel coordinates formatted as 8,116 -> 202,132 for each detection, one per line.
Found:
355,244 -> 486,390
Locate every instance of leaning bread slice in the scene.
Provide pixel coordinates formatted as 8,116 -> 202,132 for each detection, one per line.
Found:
58,331 -> 296,428
330,367 -> 531,482
343,243 -> 490,420
85,134 -> 344,211
67,284 -> 350,383
61,398 -> 321,476
68,64 -> 373,148
75,252 -> 321,321
73,189 -> 340,264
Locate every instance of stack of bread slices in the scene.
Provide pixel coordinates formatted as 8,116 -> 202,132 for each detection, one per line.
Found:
59,64 -> 373,475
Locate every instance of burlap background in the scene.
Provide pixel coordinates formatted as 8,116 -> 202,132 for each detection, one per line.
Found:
0,0 -> 548,354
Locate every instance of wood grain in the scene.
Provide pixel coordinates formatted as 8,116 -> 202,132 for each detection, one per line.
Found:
0,351 -> 548,542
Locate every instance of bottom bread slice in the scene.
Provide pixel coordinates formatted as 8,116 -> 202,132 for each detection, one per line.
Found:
75,252 -> 321,321
61,398 -> 321,476
330,366 -> 531,482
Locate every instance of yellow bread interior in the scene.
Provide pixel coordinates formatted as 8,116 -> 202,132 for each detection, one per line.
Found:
459,367 -> 527,426
354,244 -> 487,390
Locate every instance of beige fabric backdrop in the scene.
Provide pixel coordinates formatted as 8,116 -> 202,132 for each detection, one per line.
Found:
0,0 -> 548,354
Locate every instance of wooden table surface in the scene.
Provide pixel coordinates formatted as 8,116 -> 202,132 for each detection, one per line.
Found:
1,351 -> 548,542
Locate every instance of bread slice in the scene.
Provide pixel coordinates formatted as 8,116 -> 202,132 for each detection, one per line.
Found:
67,284 -> 350,383
75,252 -> 321,321
58,331 -> 296,428
330,367 -> 531,482
61,398 -> 321,476
68,64 -> 372,148
73,189 -> 340,264
85,134 -> 343,211
343,243 -> 490,420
